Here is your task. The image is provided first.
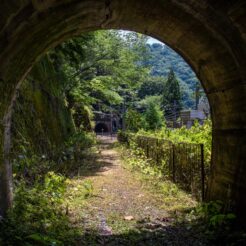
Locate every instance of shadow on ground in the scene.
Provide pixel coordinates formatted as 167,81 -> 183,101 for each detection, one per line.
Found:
54,142 -> 118,178
72,217 -> 246,246
76,217 -> 246,246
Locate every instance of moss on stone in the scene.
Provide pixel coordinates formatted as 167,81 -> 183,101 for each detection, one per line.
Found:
12,67 -> 75,156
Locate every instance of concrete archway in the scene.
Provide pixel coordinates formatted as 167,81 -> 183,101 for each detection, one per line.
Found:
95,122 -> 109,133
0,0 -> 245,221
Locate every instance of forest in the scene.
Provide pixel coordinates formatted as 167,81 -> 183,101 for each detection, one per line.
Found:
0,30 -> 242,245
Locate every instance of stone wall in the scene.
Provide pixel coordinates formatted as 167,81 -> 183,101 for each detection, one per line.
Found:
0,0 -> 245,222
12,78 -> 75,156
12,54 -> 76,156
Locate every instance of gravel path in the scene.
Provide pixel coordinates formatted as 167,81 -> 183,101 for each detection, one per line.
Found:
68,136 -> 210,245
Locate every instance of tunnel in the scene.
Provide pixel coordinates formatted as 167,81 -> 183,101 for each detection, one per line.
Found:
0,0 -> 245,223
95,122 -> 109,133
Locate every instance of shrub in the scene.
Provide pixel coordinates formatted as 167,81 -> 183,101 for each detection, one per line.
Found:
117,130 -> 129,144
0,172 -> 78,245
194,200 -> 236,230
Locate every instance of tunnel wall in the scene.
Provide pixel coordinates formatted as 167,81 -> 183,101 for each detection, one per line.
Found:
12,78 -> 75,156
0,0 -> 245,221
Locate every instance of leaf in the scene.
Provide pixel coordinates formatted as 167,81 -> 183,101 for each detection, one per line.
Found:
27,233 -> 62,245
27,233 -> 44,242
124,215 -> 134,221
227,213 -> 236,220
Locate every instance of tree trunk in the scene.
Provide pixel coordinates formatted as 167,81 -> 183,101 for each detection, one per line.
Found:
0,85 -> 21,218
0,112 -> 13,218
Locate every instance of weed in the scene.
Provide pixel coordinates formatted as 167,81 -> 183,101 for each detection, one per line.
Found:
119,144 -> 197,213
0,172 -> 79,245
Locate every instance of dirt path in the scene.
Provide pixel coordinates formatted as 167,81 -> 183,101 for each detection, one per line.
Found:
67,136 -> 209,245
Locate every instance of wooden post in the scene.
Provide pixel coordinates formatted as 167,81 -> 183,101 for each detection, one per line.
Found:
172,144 -> 176,182
168,143 -> 172,178
146,139 -> 149,158
156,139 -> 159,165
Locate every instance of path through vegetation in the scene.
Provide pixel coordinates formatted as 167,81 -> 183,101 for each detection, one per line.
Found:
66,136 -> 209,245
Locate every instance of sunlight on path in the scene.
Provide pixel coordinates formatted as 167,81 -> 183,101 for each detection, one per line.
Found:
66,136 -> 208,245
78,136 -> 168,229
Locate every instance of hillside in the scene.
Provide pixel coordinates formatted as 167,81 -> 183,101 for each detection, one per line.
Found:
146,43 -> 202,109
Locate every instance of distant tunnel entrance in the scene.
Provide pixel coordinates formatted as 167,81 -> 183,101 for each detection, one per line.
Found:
95,123 -> 109,133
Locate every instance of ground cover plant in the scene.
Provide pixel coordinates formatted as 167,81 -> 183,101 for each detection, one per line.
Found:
0,131 -> 97,245
117,131 -> 246,245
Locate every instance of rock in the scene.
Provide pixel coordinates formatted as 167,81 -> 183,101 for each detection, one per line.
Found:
137,194 -> 144,198
124,215 -> 134,221
145,222 -> 161,230
99,225 -> 112,236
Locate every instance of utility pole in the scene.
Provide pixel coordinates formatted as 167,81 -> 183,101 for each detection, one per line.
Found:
195,81 -> 200,110
173,100 -> 177,128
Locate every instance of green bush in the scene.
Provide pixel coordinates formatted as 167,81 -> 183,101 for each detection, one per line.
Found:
143,101 -> 164,130
0,172 -> 78,245
134,118 -> 212,169
12,130 -> 96,181
2,129 -> 97,245
194,200 -> 236,228
124,108 -> 143,132
117,130 -> 129,144
65,130 -> 96,151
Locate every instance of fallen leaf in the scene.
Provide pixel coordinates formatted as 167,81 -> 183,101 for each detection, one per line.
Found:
124,216 -> 134,221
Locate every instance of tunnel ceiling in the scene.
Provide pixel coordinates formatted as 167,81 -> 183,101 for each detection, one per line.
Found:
0,0 -> 245,221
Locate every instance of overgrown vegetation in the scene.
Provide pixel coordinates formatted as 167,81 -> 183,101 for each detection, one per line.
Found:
0,130 -> 97,245
1,29 -> 216,245
146,43 -> 204,109
0,172 -> 75,245
118,137 -> 245,245
139,118 -> 212,167
121,117 -> 212,171
119,142 -> 197,212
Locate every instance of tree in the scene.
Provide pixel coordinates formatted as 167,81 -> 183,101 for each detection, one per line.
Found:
137,76 -> 165,99
51,30 -> 150,113
162,68 -> 182,118
144,101 -> 164,130
145,43 -> 202,109
124,108 -> 143,132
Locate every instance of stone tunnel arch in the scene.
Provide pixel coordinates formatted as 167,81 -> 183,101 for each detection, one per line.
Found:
95,122 -> 109,133
0,0 -> 245,222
